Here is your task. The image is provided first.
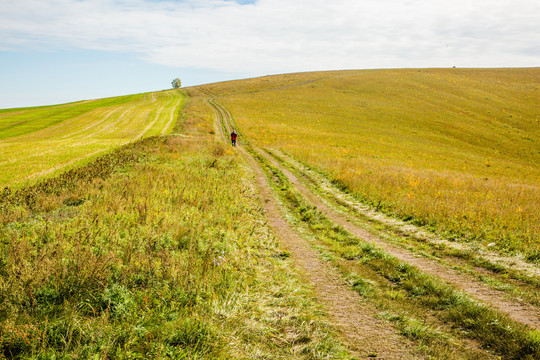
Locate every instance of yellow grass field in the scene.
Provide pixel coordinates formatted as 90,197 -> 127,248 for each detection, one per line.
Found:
199,68 -> 540,255
0,90 -> 184,187
1,70 -> 539,359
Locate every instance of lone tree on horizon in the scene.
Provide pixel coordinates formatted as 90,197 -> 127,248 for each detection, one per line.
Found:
171,78 -> 182,89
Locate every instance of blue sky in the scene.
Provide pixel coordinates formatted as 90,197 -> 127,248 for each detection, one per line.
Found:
0,50 -> 243,108
1,0 -> 539,108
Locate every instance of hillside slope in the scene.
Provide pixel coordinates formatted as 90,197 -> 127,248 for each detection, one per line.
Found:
198,68 -> 540,255
0,108 -> 354,359
197,89 -> 540,359
0,90 -> 183,188
1,69 -> 539,359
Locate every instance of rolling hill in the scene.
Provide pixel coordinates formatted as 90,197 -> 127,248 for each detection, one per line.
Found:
1,68 -> 539,359
198,68 -> 540,255
0,90 -> 183,187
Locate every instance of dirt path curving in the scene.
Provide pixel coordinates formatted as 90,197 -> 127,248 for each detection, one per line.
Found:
207,97 -> 425,359
255,148 -> 540,331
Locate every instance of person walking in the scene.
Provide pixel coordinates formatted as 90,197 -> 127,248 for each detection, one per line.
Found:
231,130 -> 237,146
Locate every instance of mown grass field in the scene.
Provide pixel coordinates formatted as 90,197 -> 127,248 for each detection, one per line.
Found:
0,90 -> 184,188
0,95 -> 353,359
200,68 -> 540,257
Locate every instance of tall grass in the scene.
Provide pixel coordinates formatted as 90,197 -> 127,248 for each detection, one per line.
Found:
252,149 -> 540,359
0,98 -> 352,358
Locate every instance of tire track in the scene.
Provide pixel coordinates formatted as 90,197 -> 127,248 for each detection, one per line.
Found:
20,147 -> 106,184
255,148 -> 540,331
273,150 -> 540,280
56,108 -> 121,140
161,92 -> 183,136
207,96 -> 425,359
81,99 -> 151,140
133,94 -> 172,140
138,91 -> 181,139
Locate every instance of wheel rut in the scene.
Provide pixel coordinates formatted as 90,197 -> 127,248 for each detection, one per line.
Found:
254,148 -> 540,331
207,97 -> 424,359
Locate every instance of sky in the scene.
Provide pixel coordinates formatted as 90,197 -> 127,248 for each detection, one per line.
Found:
1,0 -> 539,108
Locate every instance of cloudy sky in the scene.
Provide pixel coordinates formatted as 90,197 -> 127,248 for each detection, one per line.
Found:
1,0 -> 539,108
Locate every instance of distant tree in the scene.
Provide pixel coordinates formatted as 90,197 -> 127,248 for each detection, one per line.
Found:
171,78 -> 182,89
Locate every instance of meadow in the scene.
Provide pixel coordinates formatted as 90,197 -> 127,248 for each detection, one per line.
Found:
201,68 -> 540,257
0,95 -> 352,359
251,148 -> 540,360
1,68 -> 539,359
0,90 -> 183,188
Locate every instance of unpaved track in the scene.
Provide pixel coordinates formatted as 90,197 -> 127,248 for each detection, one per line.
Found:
255,149 -> 540,331
207,98 -> 424,359
274,150 -> 540,281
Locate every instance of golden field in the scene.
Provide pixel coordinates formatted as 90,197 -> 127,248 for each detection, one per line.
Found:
200,68 -> 539,255
1,69 -> 539,359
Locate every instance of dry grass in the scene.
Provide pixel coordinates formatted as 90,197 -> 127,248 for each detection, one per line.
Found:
252,149 -> 540,359
0,95 -> 353,359
198,68 -> 540,255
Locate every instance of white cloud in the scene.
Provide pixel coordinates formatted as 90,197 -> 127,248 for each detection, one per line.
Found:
1,0 -> 539,73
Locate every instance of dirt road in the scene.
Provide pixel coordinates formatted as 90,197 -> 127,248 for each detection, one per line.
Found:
207,97 -> 424,359
205,95 -> 540,358
255,148 -> 540,331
